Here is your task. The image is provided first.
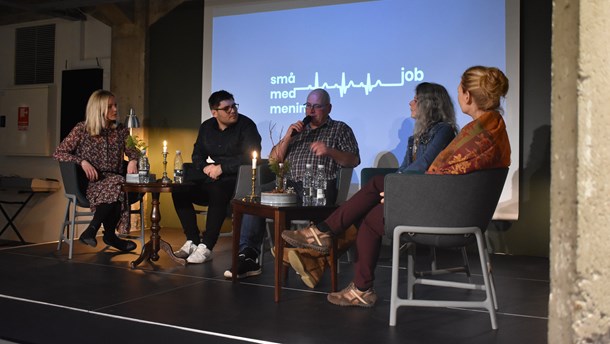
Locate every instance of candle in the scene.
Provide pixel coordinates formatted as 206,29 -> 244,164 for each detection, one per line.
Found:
163,140 -> 167,153
252,151 -> 257,169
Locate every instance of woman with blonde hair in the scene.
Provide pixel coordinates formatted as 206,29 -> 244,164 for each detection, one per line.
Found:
54,89 -> 140,252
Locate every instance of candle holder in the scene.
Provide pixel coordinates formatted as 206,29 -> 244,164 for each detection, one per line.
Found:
161,152 -> 172,184
243,168 -> 259,202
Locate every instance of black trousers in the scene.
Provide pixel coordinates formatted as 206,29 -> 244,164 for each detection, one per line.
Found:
171,178 -> 235,250
89,202 -> 121,238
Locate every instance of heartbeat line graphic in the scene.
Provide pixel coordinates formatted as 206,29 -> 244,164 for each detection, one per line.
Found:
291,67 -> 424,97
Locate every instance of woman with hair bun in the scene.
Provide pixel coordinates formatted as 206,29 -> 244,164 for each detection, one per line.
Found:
427,65 -> 511,174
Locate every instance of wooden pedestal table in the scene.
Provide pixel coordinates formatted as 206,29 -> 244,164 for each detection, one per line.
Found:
122,182 -> 187,268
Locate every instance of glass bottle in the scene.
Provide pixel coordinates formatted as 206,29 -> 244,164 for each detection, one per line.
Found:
138,149 -> 149,183
302,163 -> 314,206
173,150 -> 184,183
314,164 -> 326,206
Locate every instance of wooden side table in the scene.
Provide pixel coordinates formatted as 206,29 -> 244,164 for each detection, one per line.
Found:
122,182 -> 188,268
231,199 -> 338,302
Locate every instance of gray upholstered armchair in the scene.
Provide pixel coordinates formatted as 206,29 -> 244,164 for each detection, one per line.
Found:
383,168 -> 508,329
57,161 -> 146,259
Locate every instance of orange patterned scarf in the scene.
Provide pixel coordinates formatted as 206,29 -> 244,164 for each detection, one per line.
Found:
427,111 -> 511,175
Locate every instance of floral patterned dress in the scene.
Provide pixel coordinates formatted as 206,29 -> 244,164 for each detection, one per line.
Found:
53,121 -> 140,233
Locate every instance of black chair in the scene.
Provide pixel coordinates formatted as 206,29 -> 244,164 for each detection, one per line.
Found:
364,167 -> 473,279
57,162 -> 94,259
360,167 -> 396,186
335,167 -> 355,206
57,161 -> 145,259
233,160 -> 275,201
384,168 -> 508,329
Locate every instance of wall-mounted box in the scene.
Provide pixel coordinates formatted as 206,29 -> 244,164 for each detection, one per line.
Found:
0,85 -> 56,156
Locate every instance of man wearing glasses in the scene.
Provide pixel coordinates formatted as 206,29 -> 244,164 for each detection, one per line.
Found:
225,88 -> 360,281
173,90 -> 262,264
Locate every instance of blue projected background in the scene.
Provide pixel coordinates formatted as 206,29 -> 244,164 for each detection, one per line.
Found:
204,0 -> 520,219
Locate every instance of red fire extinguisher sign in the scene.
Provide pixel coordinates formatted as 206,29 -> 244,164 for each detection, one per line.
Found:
18,106 -> 29,131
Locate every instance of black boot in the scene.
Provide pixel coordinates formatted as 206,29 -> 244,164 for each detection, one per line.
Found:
103,231 -> 137,252
79,225 -> 98,247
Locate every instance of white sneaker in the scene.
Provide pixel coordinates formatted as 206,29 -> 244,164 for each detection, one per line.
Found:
174,240 -> 196,259
187,243 -> 213,263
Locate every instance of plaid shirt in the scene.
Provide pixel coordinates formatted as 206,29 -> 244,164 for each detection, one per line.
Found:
285,117 -> 360,181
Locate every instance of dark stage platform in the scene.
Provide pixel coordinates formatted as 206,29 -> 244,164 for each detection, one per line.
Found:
0,228 -> 548,344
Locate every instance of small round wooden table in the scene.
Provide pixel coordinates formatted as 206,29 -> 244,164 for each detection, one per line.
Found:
122,181 -> 187,268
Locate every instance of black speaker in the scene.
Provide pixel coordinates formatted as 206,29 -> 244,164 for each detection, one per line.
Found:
60,68 -> 103,140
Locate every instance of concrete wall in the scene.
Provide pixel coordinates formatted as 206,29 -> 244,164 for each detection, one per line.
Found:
0,17 -> 111,244
549,0 -> 610,342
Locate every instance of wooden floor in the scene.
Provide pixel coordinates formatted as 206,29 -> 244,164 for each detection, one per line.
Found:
0,228 -> 549,344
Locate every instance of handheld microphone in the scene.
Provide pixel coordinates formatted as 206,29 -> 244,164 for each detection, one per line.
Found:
291,116 -> 312,137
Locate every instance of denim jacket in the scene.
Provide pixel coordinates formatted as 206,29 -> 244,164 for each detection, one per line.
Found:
397,122 -> 456,173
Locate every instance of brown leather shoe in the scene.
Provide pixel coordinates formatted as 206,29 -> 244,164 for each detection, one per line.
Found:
281,224 -> 331,254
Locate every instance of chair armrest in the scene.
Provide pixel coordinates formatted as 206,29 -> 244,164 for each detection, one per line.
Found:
335,167 -> 353,205
360,167 -> 396,186
233,159 -> 273,199
58,161 -> 91,207
257,159 -> 275,187
234,165 -> 254,199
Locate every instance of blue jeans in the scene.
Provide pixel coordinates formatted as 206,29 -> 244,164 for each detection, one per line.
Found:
239,214 -> 266,255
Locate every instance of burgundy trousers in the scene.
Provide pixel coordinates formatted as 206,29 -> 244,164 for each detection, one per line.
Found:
322,174 -> 385,290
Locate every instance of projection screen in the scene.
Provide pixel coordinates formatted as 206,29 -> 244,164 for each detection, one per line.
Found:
203,0 -> 520,220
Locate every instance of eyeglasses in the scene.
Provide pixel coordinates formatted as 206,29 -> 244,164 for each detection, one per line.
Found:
304,103 -> 326,111
215,103 -> 239,112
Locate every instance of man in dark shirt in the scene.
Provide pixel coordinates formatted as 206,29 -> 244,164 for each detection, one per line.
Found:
172,90 -> 262,263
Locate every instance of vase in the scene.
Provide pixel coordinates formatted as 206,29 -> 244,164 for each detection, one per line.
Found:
275,175 -> 287,193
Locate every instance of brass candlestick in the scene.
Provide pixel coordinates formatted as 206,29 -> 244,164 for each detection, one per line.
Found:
161,152 -> 172,184
243,168 -> 259,202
